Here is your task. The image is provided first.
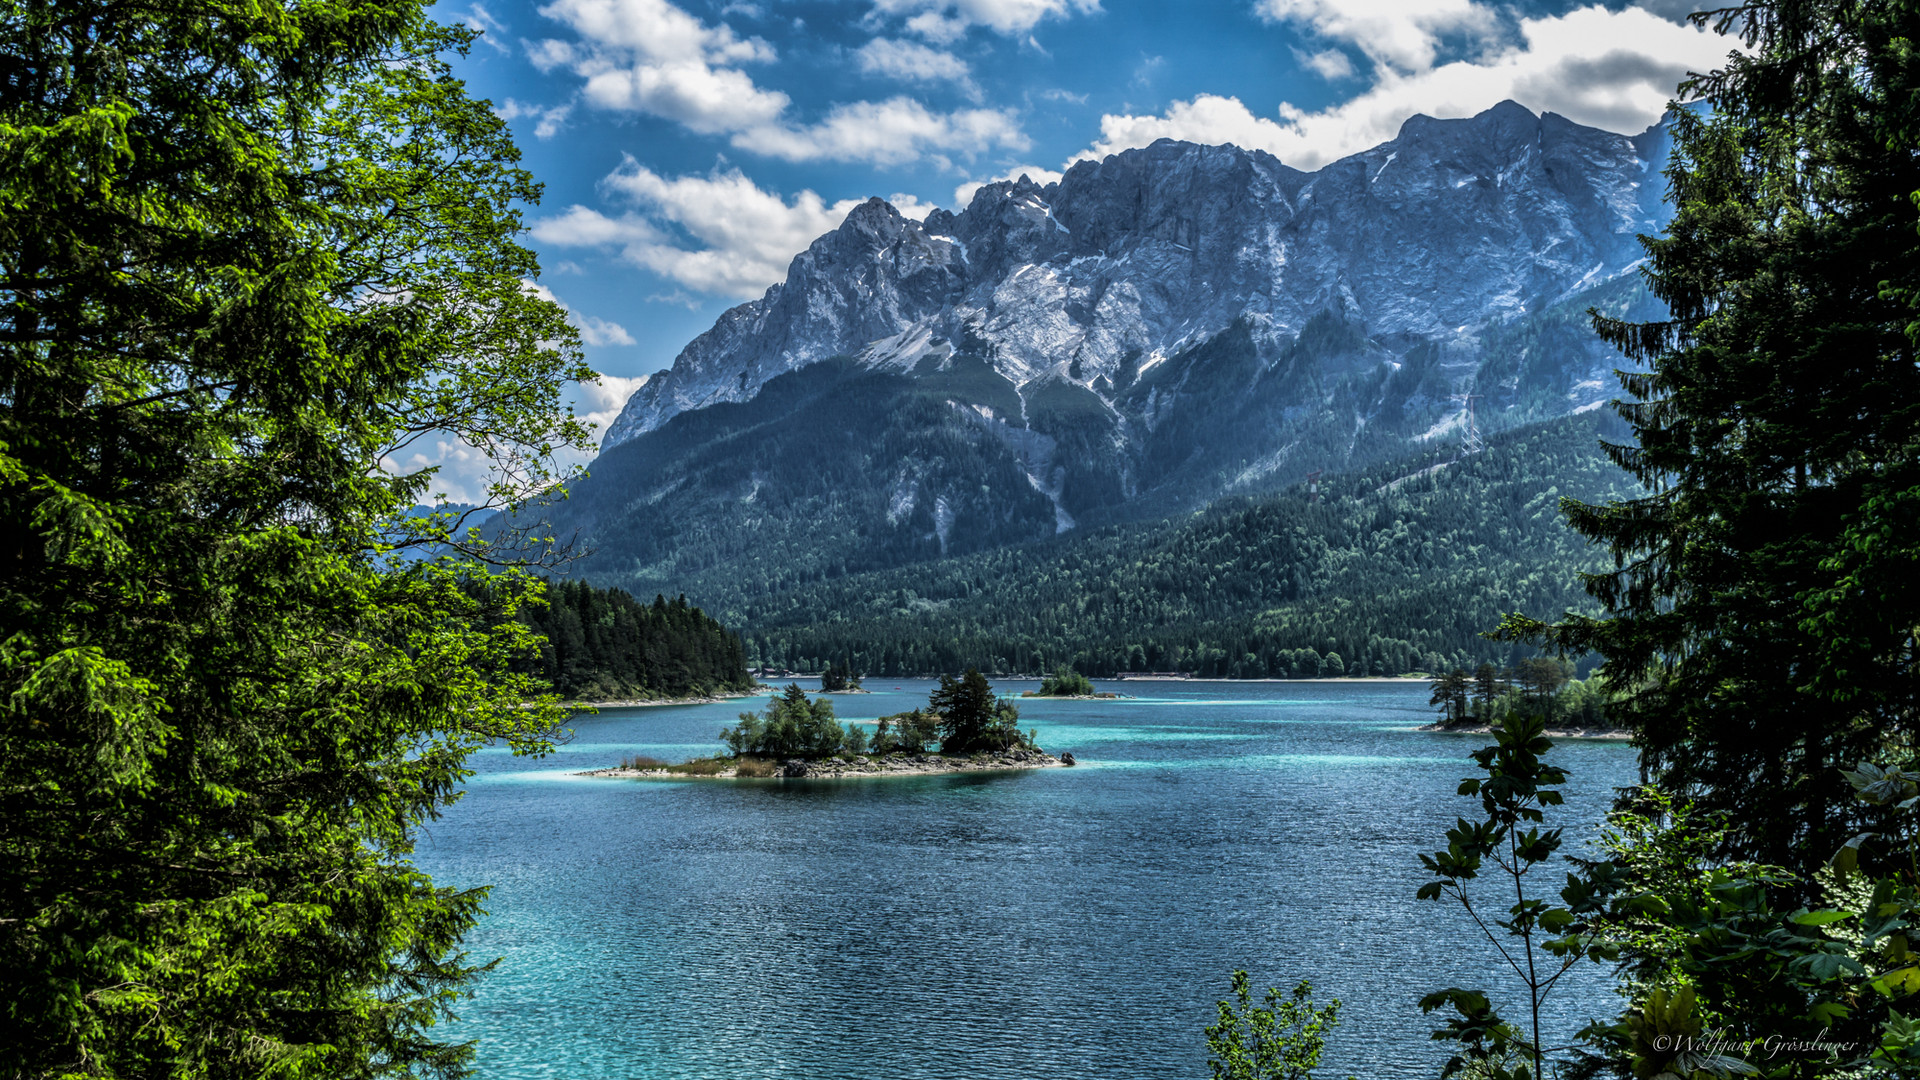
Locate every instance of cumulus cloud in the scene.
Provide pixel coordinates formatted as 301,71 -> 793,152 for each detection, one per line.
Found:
523,281 -> 638,346
530,0 -> 1024,165
575,373 -> 651,440
1083,5 -> 1734,171
529,162 -> 937,299
870,0 -> 1101,39
1258,0 -> 1496,74
857,37 -> 979,97
951,164 -> 1064,210
495,97 -> 574,139
457,2 -> 510,51
735,97 -> 1026,165
1297,48 -> 1354,81
532,0 -> 788,135
382,437 -> 495,506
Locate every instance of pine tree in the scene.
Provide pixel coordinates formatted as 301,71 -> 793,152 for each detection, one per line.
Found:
1509,0 -> 1920,872
0,1 -> 591,1073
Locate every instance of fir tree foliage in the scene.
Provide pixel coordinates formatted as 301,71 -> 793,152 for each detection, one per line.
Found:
929,668 -> 1030,754
1505,0 -> 1920,874
0,0 -> 594,1074
720,684 -> 865,760
517,581 -> 753,701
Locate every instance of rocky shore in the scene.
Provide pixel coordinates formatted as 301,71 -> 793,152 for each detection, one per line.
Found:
579,748 -> 1071,780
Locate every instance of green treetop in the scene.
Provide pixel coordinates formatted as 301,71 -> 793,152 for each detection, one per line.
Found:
1036,666 -> 1096,697
720,684 -> 868,759
929,668 -> 1032,753
0,0 -> 595,1075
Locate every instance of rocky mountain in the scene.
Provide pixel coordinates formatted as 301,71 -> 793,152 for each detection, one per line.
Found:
560,101 -> 1669,593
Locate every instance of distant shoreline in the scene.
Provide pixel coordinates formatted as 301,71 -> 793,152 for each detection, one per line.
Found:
1110,676 -> 1428,684
574,676 -> 1431,708
1418,722 -> 1631,741
570,688 -> 770,709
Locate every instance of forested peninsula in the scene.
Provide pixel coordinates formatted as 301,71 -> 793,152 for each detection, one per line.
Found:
514,581 -> 755,702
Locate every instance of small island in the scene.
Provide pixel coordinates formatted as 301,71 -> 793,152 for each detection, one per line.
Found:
583,670 -> 1075,780
1415,660 -> 1628,740
1020,666 -> 1124,699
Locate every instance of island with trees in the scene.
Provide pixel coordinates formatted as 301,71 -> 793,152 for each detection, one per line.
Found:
583,670 -> 1069,779
1416,659 -> 1624,739
1021,666 -> 1122,699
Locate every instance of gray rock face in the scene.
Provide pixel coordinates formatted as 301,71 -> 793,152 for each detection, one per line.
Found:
602,100 -> 1668,450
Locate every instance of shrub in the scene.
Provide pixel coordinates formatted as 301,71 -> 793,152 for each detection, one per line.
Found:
732,758 -> 777,778
619,755 -> 670,770
1038,666 -> 1095,696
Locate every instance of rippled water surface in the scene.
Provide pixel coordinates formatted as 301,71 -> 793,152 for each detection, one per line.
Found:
417,680 -> 1637,1079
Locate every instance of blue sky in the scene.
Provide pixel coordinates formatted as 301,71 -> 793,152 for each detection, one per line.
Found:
411,0 -> 1734,496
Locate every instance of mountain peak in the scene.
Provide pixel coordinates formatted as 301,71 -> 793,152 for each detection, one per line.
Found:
601,107 -> 1668,447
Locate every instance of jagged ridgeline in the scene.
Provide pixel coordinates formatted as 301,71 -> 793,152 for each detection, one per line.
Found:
537,102 -> 1668,599
515,582 -> 754,701
672,411 -> 1634,677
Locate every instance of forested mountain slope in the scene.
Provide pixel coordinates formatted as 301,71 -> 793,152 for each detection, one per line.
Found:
664,411 -> 1632,678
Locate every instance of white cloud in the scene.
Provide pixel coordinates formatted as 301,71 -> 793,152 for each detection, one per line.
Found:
495,97 -> 574,139
530,0 -> 1025,165
1258,0 -> 1496,74
458,2 -> 511,52
952,164 -> 1064,210
528,204 -> 662,249
523,281 -> 638,346
383,437 -> 494,506
531,163 -> 943,299
885,194 -> 940,221
532,0 -> 789,135
1082,5 -> 1733,171
905,12 -> 969,43
857,37 -> 979,97
576,373 -> 651,440
1297,48 -> 1354,81
578,57 -> 791,133
733,97 -> 1027,166
537,0 -> 773,61
871,0 -> 1101,38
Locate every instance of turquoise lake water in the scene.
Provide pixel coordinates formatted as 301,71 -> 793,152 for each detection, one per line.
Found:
415,679 -> 1640,1079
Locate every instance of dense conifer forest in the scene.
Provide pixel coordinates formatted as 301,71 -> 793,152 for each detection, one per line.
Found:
682,411 -> 1634,678
518,581 -> 755,700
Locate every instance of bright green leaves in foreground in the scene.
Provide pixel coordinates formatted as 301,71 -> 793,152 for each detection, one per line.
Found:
0,0 -> 594,1075
1205,972 -> 1349,1080
1419,727 -> 1920,1077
